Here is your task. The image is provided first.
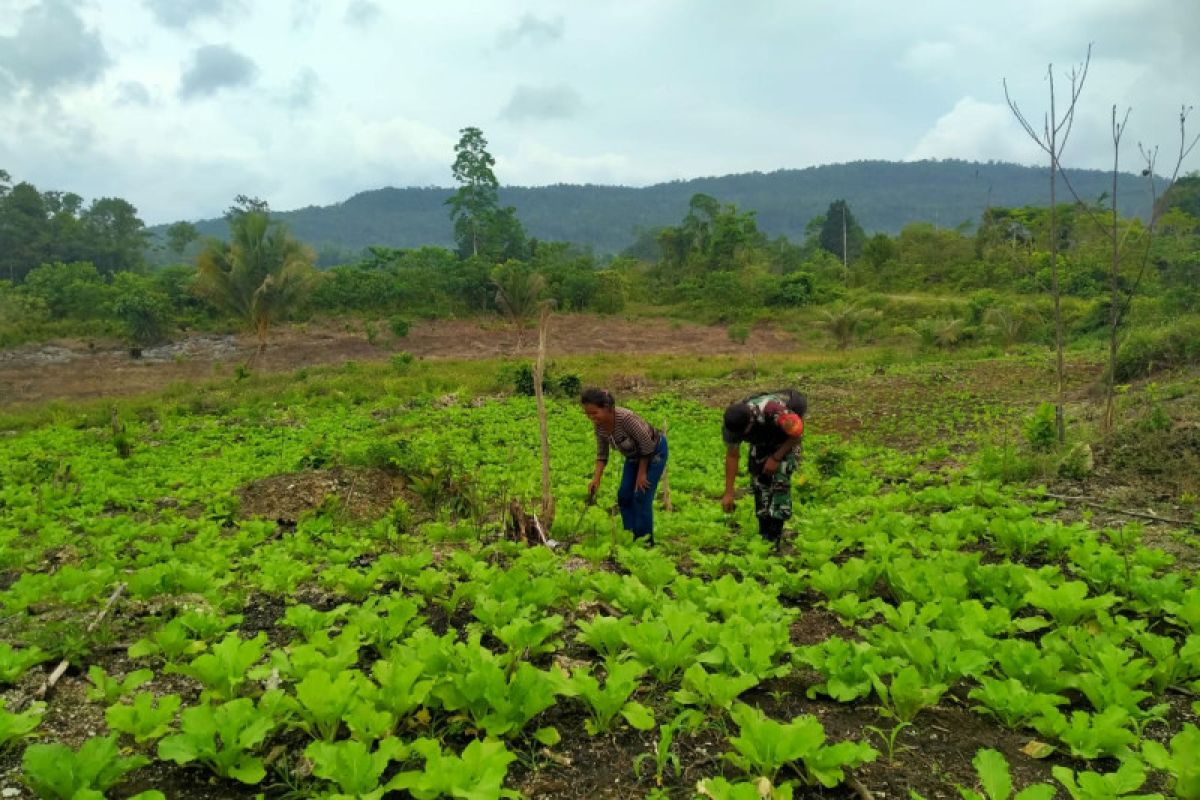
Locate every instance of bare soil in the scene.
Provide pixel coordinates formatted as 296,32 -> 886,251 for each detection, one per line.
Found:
0,316 -> 799,407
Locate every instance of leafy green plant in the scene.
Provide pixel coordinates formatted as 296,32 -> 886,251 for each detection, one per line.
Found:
1024,402 -> 1057,452
575,614 -> 634,661
568,660 -> 654,735
1051,759 -> 1158,800
958,748 -> 1054,800
157,696 -> 280,784
867,665 -> 947,724
1024,578 -> 1117,625
1032,706 -> 1138,760
673,663 -> 759,714
1143,723 -> 1200,799
305,736 -> 408,800
173,631 -> 266,700
724,703 -> 876,787
85,666 -> 153,704
969,677 -> 1068,730
389,737 -> 519,800
22,734 -> 149,799
293,668 -> 369,741
370,652 -> 434,720
634,711 -> 699,789
0,642 -> 48,685
105,692 -> 181,743
433,647 -> 569,737
797,637 -> 896,702
127,618 -> 206,663
696,776 -> 795,800
622,602 -> 712,683
0,697 -> 44,750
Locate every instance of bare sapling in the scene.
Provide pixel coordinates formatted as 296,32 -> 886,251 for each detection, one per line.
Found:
1004,44 -> 1092,444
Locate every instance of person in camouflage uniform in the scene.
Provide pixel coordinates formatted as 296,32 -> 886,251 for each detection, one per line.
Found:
720,390 -> 807,544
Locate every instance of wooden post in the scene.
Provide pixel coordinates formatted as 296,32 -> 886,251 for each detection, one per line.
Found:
533,302 -> 555,528
660,419 -> 673,512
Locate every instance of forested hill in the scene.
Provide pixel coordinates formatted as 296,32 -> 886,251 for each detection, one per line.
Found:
177,160 -> 1157,256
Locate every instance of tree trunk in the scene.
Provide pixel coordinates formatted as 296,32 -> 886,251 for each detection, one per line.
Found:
1047,71 -> 1066,445
1104,107 -> 1125,434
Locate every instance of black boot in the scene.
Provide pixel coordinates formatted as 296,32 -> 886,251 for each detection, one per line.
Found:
759,517 -> 784,547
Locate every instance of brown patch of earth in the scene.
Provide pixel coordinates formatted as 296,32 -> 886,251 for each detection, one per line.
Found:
236,467 -> 409,523
0,315 -> 800,407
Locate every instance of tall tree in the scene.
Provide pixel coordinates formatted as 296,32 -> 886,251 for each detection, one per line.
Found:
446,127 -> 527,261
82,197 -> 149,274
194,209 -> 318,360
0,182 -> 49,283
817,200 -> 865,277
166,221 -> 200,256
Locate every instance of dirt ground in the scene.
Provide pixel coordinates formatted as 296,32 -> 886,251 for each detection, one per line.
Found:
0,316 -> 800,407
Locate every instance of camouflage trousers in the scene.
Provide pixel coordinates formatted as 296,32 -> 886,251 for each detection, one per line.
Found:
748,445 -> 797,523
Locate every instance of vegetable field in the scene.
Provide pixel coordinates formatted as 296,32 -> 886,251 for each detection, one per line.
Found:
1,375 -> 1197,799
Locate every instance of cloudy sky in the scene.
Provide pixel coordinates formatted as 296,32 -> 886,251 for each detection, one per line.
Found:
1,0 -> 1197,224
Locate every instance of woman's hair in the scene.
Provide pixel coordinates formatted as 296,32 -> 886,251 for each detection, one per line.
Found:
580,387 -> 615,408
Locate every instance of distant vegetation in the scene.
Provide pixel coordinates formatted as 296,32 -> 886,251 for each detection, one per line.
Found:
1,141 -> 1198,388
153,160 -> 1162,259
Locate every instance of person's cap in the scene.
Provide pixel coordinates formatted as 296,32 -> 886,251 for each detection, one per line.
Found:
722,402 -> 752,444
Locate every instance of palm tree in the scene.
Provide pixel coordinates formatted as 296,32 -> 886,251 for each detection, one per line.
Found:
194,211 -> 317,362
816,303 -> 880,350
492,260 -> 545,350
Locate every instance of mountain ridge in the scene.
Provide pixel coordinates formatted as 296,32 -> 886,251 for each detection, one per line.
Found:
167,159 -> 1159,257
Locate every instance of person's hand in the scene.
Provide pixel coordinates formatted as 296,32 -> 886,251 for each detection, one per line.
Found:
586,479 -> 600,502
721,492 -> 735,513
762,456 -> 779,476
635,472 -> 651,492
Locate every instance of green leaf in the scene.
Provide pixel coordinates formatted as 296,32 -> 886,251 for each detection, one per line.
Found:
534,726 -> 560,747
621,701 -> 656,731
972,749 -> 1012,800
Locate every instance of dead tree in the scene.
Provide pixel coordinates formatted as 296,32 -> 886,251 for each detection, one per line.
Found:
1004,45 -> 1092,444
1055,105 -> 1198,431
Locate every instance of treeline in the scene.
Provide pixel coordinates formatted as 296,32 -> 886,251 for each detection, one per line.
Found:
1,149 -> 1197,365
159,159 -> 1162,257
0,169 -> 150,282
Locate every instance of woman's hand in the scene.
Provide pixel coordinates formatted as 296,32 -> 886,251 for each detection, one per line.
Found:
762,456 -> 780,476
635,471 -> 651,492
587,478 -> 600,499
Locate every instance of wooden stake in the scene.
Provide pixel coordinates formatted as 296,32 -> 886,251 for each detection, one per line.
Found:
35,582 -> 126,701
533,301 -> 555,527
659,419 -> 673,512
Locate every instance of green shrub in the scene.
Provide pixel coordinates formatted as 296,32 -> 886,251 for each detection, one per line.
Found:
389,316 -> 411,338
766,272 -> 815,307
1114,318 -> 1200,381
1024,402 -> 1057,452
111,273 -> 173,346
503,363 -> 581,397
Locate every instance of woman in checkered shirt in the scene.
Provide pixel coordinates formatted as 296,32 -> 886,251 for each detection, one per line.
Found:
580,387 -> 669,545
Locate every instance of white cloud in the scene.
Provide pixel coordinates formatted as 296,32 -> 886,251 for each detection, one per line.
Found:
908,96 -> 1043,164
